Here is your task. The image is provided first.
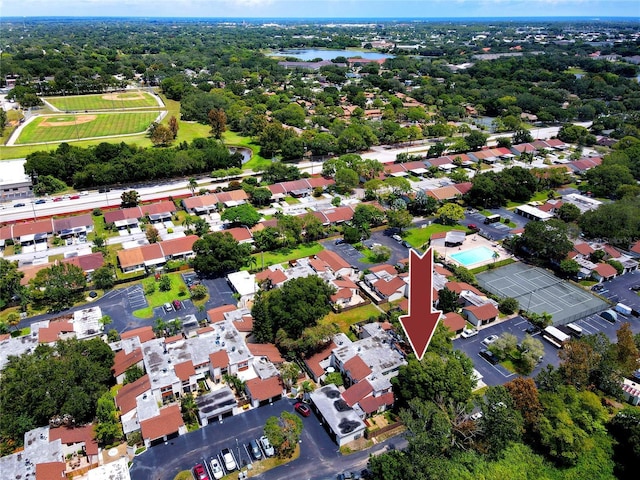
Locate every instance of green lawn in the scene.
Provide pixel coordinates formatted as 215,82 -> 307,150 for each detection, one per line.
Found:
16,112 -> 159,144
46,91 -> 160,111
320,303 -> 382,333
253,242 -> 324,269
404,225 -> 469,249
133,273 -> 189,318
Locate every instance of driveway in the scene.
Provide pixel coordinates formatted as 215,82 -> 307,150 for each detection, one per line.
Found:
130,397 -> 407,480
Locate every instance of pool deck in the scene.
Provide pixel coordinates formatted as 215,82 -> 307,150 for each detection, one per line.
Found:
432,234 -> 511,269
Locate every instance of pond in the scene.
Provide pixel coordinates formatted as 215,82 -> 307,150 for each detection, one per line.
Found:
275,48 -> 394,61
229,146 -> 252,164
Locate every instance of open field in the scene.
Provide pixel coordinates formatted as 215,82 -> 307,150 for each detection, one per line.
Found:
15,112 -> 159,144
321,303 -> 382,333
46,91 -> 160,111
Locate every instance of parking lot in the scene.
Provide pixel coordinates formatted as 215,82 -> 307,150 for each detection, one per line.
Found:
125,285 -> 148,310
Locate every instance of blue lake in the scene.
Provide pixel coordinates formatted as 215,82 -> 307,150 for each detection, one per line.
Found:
275,48 -> 394,61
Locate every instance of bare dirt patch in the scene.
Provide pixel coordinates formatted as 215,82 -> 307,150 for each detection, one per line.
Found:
101,92 -> 146,101
40,115 -> 97,127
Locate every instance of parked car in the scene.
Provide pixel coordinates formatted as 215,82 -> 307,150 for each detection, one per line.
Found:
193,463 -> 209,480
479,349 -> 499,365
525,324 -> 541,335
591,284 -> 605,292
402,240 -> 412,248
630,285 -> 640,292
461,328 -> 478,338
163,302 -> 173,313
210,458 -> 223,479
221,448 -> 236,471
260,435 -> 274,457
250,439 -> 262,460
392,234 -> 402,242
335,238 -> 345,245
294,402 -> 311,417
172,300 -> 182,310
482,335 -> 499,346
467,223 -> 478,231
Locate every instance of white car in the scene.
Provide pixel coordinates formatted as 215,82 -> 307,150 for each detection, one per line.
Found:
461,328 -> 478,338
482,335 -> 499,345
221,448 -> 236,471
392,234 -> 402,242
210,458 -> 223,479
260,435 -> 275,457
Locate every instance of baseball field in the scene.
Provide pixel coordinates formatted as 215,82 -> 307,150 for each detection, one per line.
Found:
15,112 -> 160,145
45,91 -> 161,111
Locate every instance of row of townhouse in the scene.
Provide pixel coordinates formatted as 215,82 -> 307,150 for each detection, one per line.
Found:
116,234 -> 199,273
103,200 -> 176,231
568,241 -> 638,281
0,213 -> 95,250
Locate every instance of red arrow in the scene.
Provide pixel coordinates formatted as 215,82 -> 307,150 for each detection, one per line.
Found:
399,247 -> 442,361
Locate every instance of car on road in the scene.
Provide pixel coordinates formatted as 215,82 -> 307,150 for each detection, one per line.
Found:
392,234 -> 402,242
210,458 -> 223,479
479,349 -> 499,365
34,199 -> 46,204
294,402 -> 311,417
468,223 -> 478,231
69,195 -> 80,200
260,435 -> 274,457
525,325 -> 541,335
461,328 -> 478,338
13,203 -> 25,207
221,448 -> 236,471
250,439 -> 262,460
193,463 -> 209,480
53,197 -> 63,202
402,240 -> 412,248
630,285 -> 640,292
335,238 -> 345,245
482,335 -> 499,345
163,302 -> 173,313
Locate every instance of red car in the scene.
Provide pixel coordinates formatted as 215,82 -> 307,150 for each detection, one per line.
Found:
193,463 -> 208,480
468,223 -> 478,231
294,402 -> 311,417
53,197 -> 63,202
69,195 -> 80,200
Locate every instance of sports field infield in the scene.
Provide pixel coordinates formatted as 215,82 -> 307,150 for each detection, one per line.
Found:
15,112 -> 159,144
45,91 -> 161,111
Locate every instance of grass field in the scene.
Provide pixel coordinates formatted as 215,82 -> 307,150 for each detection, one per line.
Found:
133,272 -> 189,318
46,91 -> 160,111
16,112 -> 159,144
404,224 -> 469,249
253,242 -> 324,268
320,303 -> 382,333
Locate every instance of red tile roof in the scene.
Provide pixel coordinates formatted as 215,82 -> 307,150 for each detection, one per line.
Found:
140,404 -> 184,441
161,235 -> 198,257
374,276 -> 406,297
316,250 -> 350,272
344,356 -> 372,382
120,326 -> 156,343
164,334 -> 183,344
369,264 -> 397,276
359,392 -> 395,414
233,315 -> 254,333
594,263 -> 617,278
49,424 -> 99,455
602,244 -> 620,258
445,281 -> 483,296
209,350 -> 230,369
434,264 -> 453,276
323,206 -> 355,224
226,226 -> 253,243
442,312 -> 466,333
207,304 -> 237,323
174,360 -> 196,382
342,379 -> 373,407
112,347 -> 143,377
245,376 -> 284,402
61,252 -> 105,273
255,268 -> 287,286
140,200 -> 176,216
36,461 -> 66,480
630,240 -> 640,255
573,242 -> 595,256
454,182 -> 473,195
38,320 -> 74,343
117,248 -> 145,269
464,303 -> 499,321
248,343 -> 285,364
115,375 -> 150,414
12,219 -> 55,238
303,342 -> 336,379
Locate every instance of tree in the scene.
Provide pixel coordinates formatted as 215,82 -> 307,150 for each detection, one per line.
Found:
124,365 -> 145,385
0,259 -> 24,310
29,263 -> 87,311
513,129 -> 533,144
187,177 -> 198,196
584,164 -> 636,198
335,168 -> 359,194
301,213 -> 324,242
478,385 -> 524,457
253,227 -> 281,252
158,275 -> 172,292
264,411 -> 303,458
323,371 -> 344,387
386,209 -> 413,232
370,244 -> 391,263
168,115 -> 179,138
616,322 -> 640,376
498,297 -> 519,315
410,191 -> 439,216
192,232 -> 252,278
437,287 -> 460,313
466,130 -> 488,150
504,377 -> 542,433
608,407 -> 640,480
145,225 -> 160,244
120,190 -> 140,208
559,259 -> 580,278
190,284 -> 208,301
556,203 -> 581,223
221,203 -> 261,227
558,339 -> 600,390
92,265 -> 114,290
150,124 -> 174,146
252,276 -> 335,343
516,219 -> 573,263
208,108 -> 227,139
261,162 -> 300,184
180,393 -> 199,425
279,362 -> 301,391
6,312 -> 21,332
249,187 -> 272,207
0,109 -> 6,134
436,203 -> 465,225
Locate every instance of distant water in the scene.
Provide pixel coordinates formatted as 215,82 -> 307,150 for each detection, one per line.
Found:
276,49 -> 394,61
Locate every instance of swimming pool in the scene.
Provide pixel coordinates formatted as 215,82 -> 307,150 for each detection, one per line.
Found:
450,246 -> 496,267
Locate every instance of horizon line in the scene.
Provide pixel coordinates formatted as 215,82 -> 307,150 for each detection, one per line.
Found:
3,15 -> 639,20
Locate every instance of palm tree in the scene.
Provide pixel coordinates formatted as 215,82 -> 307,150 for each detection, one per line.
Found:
180,393 -> 199,425
492,250 -> 500,265
187,178 -> 198,196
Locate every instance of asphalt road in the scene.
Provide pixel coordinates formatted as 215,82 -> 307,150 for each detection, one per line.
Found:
130,397 -> 407,480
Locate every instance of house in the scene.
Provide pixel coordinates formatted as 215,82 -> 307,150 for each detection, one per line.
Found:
255,267 -> 288,290
195,385 -> 237,426
140,404 -> 186,447
463,303 -> 499,327
592,263 -> 617,282
303,341 -> 337,382
622,378 -> 640,406
48,424 -> 100,469
112,346 -> 144,384
309,384 -> 367,446
116,235 -> 198,272
442,312 -> 466,335
114,375 -> 151,435
225,226 -> 254,244
245,376 -> 285,408
247,343 -> 285,365
53,214 -> 94,238
316,250 -> 354,278
226,270 -> 257,307
426,185 -> 464,201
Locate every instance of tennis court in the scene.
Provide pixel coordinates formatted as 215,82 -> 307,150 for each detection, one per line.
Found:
477,262 -> 608,325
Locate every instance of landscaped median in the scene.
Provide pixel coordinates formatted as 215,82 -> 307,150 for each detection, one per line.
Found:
133,272 -> 190,318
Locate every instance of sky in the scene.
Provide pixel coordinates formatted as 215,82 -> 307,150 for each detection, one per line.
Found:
2,0 -> 639,19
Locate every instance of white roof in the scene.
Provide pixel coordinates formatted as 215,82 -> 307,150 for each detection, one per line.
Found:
227,270 -> 256,297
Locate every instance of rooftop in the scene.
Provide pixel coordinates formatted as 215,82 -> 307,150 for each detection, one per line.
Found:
309,385 -> 366,441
